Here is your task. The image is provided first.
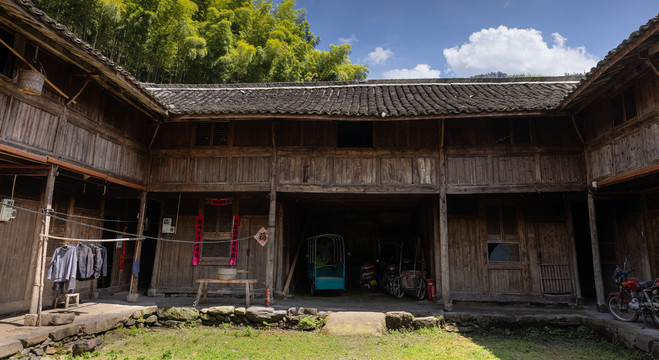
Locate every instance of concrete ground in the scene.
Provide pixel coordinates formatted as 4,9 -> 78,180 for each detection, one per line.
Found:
1,289 -> 659,356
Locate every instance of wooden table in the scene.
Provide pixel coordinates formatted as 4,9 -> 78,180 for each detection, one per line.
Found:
195,279 -> 258,307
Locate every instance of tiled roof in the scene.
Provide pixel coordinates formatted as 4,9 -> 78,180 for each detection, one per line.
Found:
144,77 -> 581,118
2,0 -> 168,114
560,13 -> 659,110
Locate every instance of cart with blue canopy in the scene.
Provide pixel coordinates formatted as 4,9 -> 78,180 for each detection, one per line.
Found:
307,234 -> 345,295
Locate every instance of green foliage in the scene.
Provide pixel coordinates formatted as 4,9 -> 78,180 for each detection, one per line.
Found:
33,0 -> 368,83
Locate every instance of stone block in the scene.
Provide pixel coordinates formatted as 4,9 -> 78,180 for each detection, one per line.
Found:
412,316 -> 439,329
72,338 -> 103,356
234,307 -> 247,316
126,293 -> 139,303
157,307 -> 199,322
0,338 -> 23,359
246,307 -> 287,323
147,288 -> 158,297
20,332 -> 49,347
144,315 -> 158,325
49,313 -> 75,326
206,306 -> 235,316
385,311 -> 414,330
80,314 -> 127,335
48,324 -> 80,341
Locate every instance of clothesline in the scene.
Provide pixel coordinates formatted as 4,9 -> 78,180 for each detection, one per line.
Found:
10,203 -> 259,244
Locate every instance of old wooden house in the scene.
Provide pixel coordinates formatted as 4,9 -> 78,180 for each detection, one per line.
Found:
0,0 -> 657,315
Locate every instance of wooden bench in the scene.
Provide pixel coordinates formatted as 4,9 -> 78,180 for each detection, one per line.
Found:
195,279 -> 258,307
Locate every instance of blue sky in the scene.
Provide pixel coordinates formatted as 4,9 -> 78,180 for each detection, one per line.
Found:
293,0 -> 659,79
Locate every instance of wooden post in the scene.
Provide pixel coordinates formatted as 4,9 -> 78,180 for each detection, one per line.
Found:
587,192 -> 606,311
439,148 -> 451,311
432,199 -> 441,305
148,203 -> 164,296
29,165 -> 57,324
266,120 -> 278,294
127,191 -> 147,302
565,202 -> 583,303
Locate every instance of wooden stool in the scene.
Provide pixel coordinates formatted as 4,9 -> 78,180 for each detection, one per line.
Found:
53,293 -> 79,309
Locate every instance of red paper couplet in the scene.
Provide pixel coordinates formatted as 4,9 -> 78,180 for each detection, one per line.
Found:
229,215 -> 240,266
211,198 -> 227,206
192,216 -> 204,266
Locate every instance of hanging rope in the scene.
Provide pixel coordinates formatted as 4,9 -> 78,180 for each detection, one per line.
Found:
11,203 -> 256,244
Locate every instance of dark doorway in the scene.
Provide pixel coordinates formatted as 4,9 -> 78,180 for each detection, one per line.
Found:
571,201 -> 596,300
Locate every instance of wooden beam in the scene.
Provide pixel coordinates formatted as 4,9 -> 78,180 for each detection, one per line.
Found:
587,192 -> 606,311
29,165 -> 56,325
596,164 -> 659,187
0,143 -> 147,190
127,191 -> 147,302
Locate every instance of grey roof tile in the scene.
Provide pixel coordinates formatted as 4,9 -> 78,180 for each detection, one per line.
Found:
143,77 -> 581,118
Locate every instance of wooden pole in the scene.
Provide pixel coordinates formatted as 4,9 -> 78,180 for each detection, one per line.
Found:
587,192 -> 606,311
432,199 -> 441,305
439,146 -> 451,311
565,202 -> 583,303
30,165 -> 57,325
127,191 -> 147,302
281,240 -> 304,297
266,120 -> 278,293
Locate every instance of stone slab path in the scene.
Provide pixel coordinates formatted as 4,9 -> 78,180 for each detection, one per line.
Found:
322,311 -> 386,336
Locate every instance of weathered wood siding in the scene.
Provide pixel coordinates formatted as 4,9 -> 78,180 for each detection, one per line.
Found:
149,117 -> 585,194
0,199 -> 41,314
0,60 -> 151,184
585,73 -> 659,182
448,199 -> 576,300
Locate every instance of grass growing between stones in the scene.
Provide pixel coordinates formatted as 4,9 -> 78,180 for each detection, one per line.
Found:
82,325 -> 650,360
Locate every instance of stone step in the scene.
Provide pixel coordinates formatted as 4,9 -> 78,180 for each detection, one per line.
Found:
322,312 -> 386,336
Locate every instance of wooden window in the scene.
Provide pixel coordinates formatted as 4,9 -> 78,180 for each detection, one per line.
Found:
0,27 -> 15,78
492,119 -> 531,145
195,123 -> 228,146
102,95 -> 126,132
337,121 -> 373,148
485,205 -> 520,262
612,86 -> 638,126
201,199 -> 233,260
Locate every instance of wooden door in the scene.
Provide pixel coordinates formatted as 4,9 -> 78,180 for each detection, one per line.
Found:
239,216 -> 269,289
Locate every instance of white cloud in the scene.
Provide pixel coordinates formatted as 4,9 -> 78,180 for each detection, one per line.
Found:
366,47 -> 393,65
382,64 -> 441,79
338,34 -> 358,45
443,26 -> 598,77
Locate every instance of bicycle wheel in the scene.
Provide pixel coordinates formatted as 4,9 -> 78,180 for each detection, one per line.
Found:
651,295 -> 659,324
414,276 -> 426,300
392,277 -> 405,298
607,293 -> 638,322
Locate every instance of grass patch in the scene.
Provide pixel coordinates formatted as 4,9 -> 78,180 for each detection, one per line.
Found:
76,325 -> 650,360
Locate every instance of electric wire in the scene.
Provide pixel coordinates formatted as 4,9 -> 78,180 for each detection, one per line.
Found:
9,203 -> 256,244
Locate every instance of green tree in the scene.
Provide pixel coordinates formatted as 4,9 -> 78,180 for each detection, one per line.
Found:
33,0 -> 368,83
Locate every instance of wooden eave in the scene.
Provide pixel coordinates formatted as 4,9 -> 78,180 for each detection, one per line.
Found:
0,1 -> 168,121
559,18 -> 659,114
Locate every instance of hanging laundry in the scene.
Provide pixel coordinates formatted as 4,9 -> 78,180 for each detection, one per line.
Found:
92,244 -> 107,278
47,245 -> 77,292
77,243 -> 95,279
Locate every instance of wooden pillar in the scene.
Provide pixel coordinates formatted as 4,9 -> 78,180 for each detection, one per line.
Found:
565,202 -> 583,303
266,120 -> 278,293
432,199 -> 441,304
148,202 -> 164,296
439,152 -> 451,311
127,191 -> 147,302
30,165 -> 57,323
587,192 -> 606,310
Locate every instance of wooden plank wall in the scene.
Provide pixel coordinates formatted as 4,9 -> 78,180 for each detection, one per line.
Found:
0,69 -> 150,184
0,199 -> 41,314
448,200 -> 575,299
585,72 -> 659,182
